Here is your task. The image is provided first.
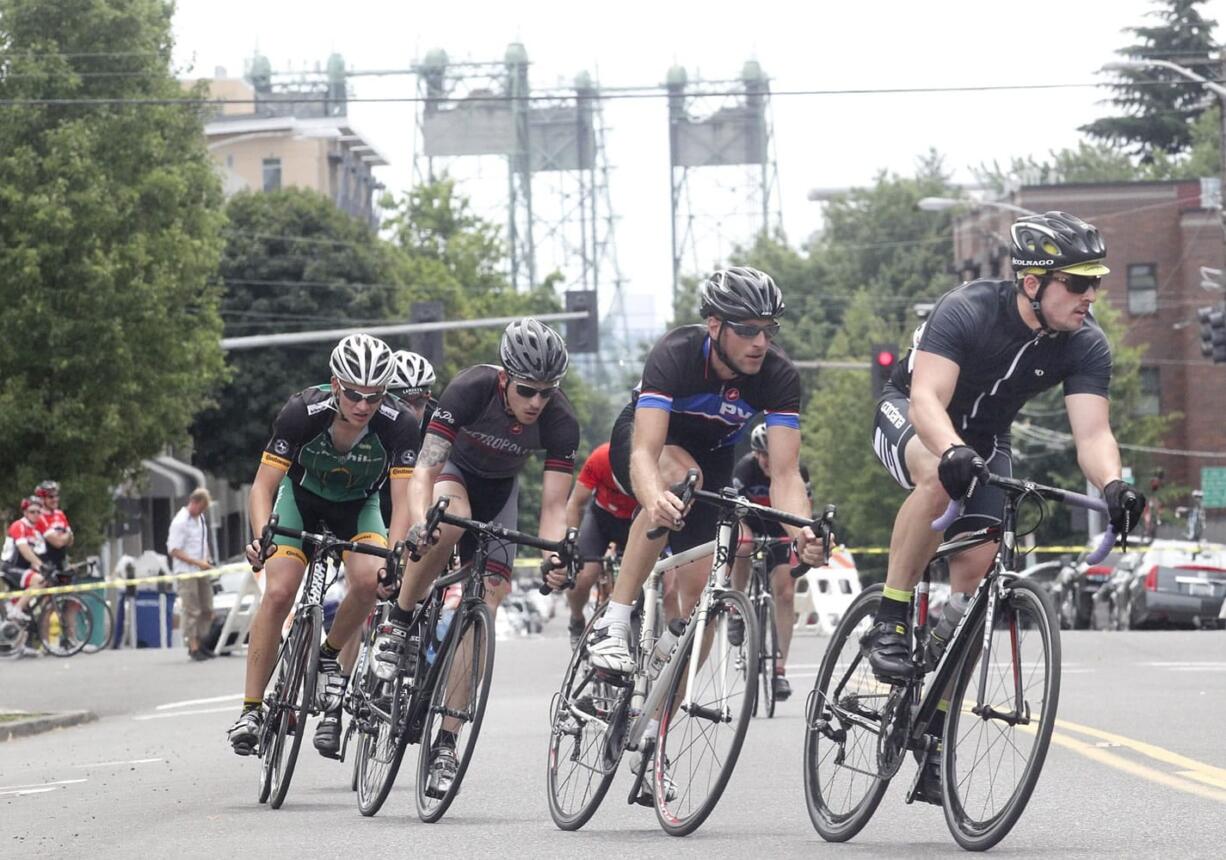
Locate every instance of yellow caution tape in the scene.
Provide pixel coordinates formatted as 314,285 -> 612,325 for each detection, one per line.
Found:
11,563 -> 249,599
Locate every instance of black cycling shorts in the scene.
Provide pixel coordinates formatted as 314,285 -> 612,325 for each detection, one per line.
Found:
436,461 -> 518,580
872,385 -> 1014,534
577,500 -> 632,561
609,403 -> 735,554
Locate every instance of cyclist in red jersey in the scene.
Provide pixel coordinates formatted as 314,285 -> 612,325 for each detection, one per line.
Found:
34,480 -> 73,567
563,442 -> 636,647
2,497 -> 48,622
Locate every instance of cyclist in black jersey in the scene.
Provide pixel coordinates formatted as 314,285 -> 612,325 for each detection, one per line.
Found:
587,267 -> 827,677
380,350 -> 438,525
372,319 -> 579,785
227,334 -> 420,759
728,423 -> 811,702
863,211 -> 1146,803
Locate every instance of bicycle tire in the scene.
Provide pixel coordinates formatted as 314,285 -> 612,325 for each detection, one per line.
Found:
258,631 -> 295,804
355,674 -> 412,816
545,602 -> 630,831
416,600 -> 495,823
79,592 -> 114,654
268,607 -> 321,809
942,578 -> 1060,851
38,596 -> 93,657
654,588 -> 758,837
803,584 -> 890,843
758,592 -> 778,718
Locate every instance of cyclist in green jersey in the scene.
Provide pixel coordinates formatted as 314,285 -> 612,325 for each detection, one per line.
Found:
227,334 -> 420,758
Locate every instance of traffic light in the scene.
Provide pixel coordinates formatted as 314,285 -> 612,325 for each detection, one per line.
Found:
565,289 -> 599,354
870,343 -> 898,398
1197,305 -> 1226,364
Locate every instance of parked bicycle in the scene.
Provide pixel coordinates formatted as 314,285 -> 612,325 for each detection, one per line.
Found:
803,473 -> 1117,851
546,470 -> 834,836
251,515 -> 402,810
347,496 -> 580,823
0,561 -> 94,659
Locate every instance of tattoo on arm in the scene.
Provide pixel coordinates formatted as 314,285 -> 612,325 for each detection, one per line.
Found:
418,434 -> 452,468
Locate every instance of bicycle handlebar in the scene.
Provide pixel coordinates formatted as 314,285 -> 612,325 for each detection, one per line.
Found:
687,487 -> 835,579
646,468 -> 700,540
932,473 -> 1117,565
253,514 -> 404,578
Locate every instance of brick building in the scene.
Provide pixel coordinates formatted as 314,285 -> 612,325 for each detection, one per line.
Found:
948,180 -> 1226,505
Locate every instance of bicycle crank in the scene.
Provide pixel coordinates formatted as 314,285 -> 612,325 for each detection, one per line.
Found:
875,686 -> 912,779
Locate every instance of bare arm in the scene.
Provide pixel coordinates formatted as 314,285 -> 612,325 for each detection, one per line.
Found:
629,407 -> 670,509
540,470 -> 573,544
386,475 -> 412,547
17,542 -> 42,569
1066,393 -> 1122,490
909,350 -> 965,457
408,434 -> 452,525
169,548 -> 210,569
565,481 -> 594,530
44,529 -> 73,549
247,463 -> 285,540
765,425 -> 811,530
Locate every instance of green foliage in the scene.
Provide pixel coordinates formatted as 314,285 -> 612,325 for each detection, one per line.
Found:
190,189 -> 405,485
0,0 -> 227,550
1082,0 -> 1219,159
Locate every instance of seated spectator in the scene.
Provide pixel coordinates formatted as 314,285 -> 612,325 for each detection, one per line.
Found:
2,498 -> 48,623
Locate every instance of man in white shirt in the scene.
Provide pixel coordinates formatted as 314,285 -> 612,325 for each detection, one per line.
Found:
167,488 -> 215,661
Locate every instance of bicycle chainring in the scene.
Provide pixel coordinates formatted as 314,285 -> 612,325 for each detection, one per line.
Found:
875,686 -> 912,779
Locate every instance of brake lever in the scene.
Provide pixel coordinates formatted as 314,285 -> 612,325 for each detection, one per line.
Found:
646,468 -> 700,540
540,527 -> 580,595
253,514 -> 280,572
408,497 -> 450,562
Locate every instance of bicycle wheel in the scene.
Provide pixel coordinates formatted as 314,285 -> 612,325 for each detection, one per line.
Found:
803,584 -> 890,843
415,600 -> 495,823
80,593 -> 114,654
757,589 -> 778,718
545,602 -> 631,831
943,578 -> 1060,851
653,588 -> 758,837
266,607 -> 321,809
355,674 -> 411,816
38,596 -> 93,657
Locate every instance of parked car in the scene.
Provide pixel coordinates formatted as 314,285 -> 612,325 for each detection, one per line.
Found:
1017,560 -> 1064,604
1056,540 -> 1122,630
1091,540 -> 1226,630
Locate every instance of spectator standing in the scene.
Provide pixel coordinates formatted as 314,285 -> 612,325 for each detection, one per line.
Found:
167,489 -> 215,661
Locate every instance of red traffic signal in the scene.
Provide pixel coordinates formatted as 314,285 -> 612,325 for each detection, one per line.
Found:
875,349 -> 896,368
870,343 -> 899,398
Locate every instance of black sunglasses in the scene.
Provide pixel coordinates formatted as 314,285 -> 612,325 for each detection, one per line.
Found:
1047,273 -> 1102,295
726,320 -> 781,340
338,383 -> 385,405
512,381 -> 558,400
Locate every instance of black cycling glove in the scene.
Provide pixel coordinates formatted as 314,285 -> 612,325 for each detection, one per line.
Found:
1103,479 -> 1147,534
937,444 -> 985,501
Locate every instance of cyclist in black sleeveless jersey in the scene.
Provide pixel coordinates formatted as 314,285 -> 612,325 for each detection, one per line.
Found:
587,267 -> 827,679
863,211 -> 1146,804
372,319 -> 578,787
227,334 -> 419,759
728,423 -> 811,702
380,350 -> 438,525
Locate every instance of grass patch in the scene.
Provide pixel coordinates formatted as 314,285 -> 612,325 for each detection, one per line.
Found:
0,713 -> 44,723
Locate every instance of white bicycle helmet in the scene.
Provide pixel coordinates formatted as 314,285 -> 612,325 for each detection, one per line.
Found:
388,350 -> 436,393
330,333 -> 395,388
750,423 -> 768,453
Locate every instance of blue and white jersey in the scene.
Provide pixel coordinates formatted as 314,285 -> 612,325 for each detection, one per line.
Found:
630,325 -> 801,453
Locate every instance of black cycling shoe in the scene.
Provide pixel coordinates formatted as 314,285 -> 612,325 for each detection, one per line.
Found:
860,620 -> 916,684
911,747 -> 943,806
772,674 -> 792,701
568,616 -> 586,651
313,710 -> 343,759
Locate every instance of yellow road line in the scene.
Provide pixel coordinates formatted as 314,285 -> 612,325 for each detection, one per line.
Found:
1046,730 -> 1226,805
1054,717 -> 1226,783
1177,770 -> 1226,791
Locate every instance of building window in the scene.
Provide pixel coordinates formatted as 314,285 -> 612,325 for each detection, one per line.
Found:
1127,263 -> 1157,315
261,158 -> 282,192
1136,366 -> 1161,417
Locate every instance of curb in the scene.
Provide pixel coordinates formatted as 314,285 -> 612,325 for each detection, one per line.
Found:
1,710 -> 98,742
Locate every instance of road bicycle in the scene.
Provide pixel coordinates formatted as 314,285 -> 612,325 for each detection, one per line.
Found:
347,496 -> 580,822
546,470 -> 835,836
740,534 -> 794,719
803,473 -> 1116,851
251,516 -> 401,810
0,562 -> 95,659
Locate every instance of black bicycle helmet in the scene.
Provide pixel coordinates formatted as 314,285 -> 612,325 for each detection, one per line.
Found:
697,266 -> 785,321
500,318 -> 569,383
1009,211 -> 1108,276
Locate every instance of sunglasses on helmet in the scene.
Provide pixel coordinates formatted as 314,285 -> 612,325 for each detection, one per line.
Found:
512,381 -> 558,400
1047,273 -> 1101,295
337,383 -> 386,405
726,320 -> 781,340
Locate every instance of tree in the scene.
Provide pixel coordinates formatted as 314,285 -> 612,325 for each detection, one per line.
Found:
0,0 -> 227,550
1082,0 -> 1219,160
191,189 -> 405,485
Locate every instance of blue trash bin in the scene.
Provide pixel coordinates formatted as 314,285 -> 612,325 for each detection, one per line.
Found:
115,590 -> 176,648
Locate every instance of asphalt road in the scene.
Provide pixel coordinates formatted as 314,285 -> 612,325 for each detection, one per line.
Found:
4,625 -> 1225,858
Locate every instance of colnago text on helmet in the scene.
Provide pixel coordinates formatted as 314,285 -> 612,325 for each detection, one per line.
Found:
1011,256 -> 1056,268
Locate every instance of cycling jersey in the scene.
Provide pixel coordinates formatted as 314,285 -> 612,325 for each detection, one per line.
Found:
426,365 -> 579,480
260,384 -> 420,503
888,279 -> 1111,438
577,442 -> 636,519
36,508 -> 71,565
731,454 -> 811,507
633,325 -> 801,452
380,393 -> 438,525
2,518 -> 45,567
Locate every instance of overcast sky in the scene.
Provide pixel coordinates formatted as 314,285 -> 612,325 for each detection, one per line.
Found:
173,0 -> 1226,327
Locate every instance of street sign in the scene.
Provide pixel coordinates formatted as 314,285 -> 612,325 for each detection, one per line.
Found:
1202,466 -> 1226,509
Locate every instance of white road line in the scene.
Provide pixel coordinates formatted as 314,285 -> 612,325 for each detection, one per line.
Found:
0,778 -> 87,792
1139,661 -> 1226,668
71,757 -> 163,769
0,787 -> 60,797
134,705 -> 236,721
155,693 -> 243,711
